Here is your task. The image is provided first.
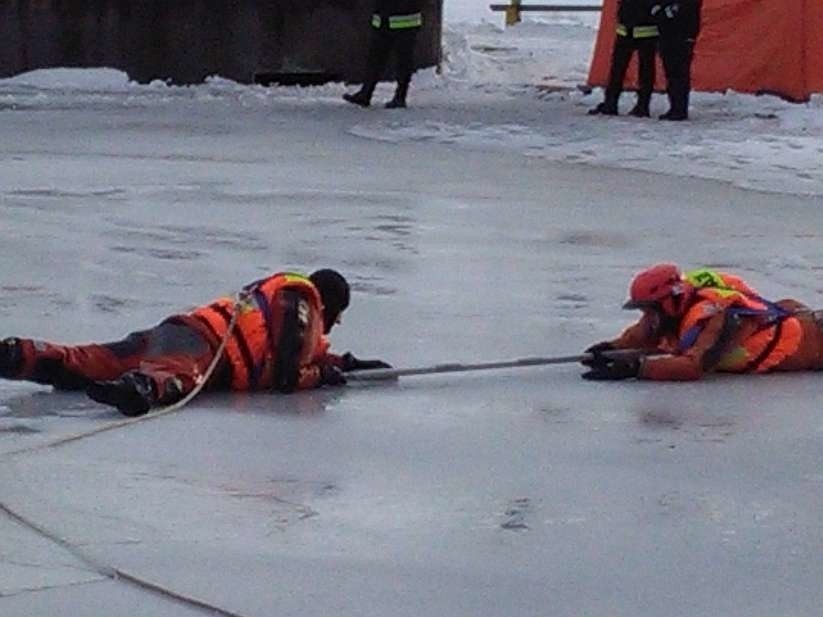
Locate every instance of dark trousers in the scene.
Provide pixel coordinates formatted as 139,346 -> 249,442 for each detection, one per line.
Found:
659,38 -> 695,116
362,27 -> 418,98
9,321 -> 218,401
604,36 -> 657,110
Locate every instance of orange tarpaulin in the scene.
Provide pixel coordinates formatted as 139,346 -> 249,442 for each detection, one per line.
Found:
587,0 -> 823,102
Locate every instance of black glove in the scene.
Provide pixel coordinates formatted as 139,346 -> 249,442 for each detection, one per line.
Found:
650,2 -> 679,20
339,352 -> 392,372
319,364 -> 347,386
582,355 -> 642,381
581,341 -> 616,368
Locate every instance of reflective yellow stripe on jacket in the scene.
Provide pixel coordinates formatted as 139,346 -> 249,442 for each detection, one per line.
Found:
616,24 -> 659,38
633,25 -> 659,38
372,12 -> 423,29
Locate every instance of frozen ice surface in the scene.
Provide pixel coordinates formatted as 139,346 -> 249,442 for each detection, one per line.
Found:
2,15 -> 823,617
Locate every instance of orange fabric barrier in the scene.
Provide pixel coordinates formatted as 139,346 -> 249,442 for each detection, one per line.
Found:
587,0 -> 821,102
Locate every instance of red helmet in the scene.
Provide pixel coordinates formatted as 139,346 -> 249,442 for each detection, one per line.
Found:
623,263 -> 691,316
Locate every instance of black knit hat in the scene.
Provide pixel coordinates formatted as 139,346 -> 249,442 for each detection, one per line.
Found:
309,269 -> 350,330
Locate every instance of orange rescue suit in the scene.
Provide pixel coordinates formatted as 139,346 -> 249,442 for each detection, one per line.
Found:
610,269 -> 823,380
186,273 -> 336,391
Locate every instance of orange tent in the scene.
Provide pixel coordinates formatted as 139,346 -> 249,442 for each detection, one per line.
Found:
587,0 -> 823,102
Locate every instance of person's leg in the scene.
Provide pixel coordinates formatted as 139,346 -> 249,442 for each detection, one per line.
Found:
344,28 -> 393,107
681,40 -> 696,116
0,332 -> 145,390
386,29 -> 418,108
86,322 -> 217,416
629,38 -> 657,117
590,36 -> 632,115
659,38 -> 691,120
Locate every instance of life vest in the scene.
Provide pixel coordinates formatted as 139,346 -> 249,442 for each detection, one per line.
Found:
189,273 -> 326,390
676,269 -> 802,372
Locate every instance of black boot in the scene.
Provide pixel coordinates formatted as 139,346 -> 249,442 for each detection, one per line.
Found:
659,110 -> 688,121
0,338 -> 23,378
385,96 -> 407,109
628,102 -> 650,118
588,102 -> 618,116
86,371 -> 156,417
385,80 -> 409,109
343,89 -> 372,108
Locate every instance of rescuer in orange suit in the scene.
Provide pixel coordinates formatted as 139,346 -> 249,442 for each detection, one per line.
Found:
581,263 -> 823,380
0,270 -> 390,416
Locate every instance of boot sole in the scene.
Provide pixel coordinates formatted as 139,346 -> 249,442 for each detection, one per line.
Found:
86,382 -> 150,416
343,95 -> 370,108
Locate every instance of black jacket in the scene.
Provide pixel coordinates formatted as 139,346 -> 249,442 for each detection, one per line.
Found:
373,0 -> 423,18
618,0 -> 658,28
652,0 -> 702,40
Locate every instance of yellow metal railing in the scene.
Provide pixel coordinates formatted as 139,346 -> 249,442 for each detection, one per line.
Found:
488,2 -> 602,26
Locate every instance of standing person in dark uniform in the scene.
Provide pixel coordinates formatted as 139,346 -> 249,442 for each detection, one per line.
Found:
652,0 -> 702,120
589,0 -> 659,117
342,0 -> 423,109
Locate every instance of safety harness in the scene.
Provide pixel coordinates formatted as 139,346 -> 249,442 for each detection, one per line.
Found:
676,269 -> 794,371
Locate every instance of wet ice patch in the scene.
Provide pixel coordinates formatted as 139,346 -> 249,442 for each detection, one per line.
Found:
90,294 -> 130,314
109,245 -> 204,261
7,188 -> 126,199
500,497 -> 532,531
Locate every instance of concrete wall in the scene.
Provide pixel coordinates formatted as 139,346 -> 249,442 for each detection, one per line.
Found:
0,0 -> 442,84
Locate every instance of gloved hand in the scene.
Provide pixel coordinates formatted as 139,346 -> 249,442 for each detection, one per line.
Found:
581,341 -> 616,368
664,2 -> 680,18
651,2 -> 679,19
319,364 -> 347,386
582,355 -> 642,381
339,352 -> 392,372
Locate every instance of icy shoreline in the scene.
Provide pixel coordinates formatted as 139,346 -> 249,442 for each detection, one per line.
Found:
2,19 -> 821,198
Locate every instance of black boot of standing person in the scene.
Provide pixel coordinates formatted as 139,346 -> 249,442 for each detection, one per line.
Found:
343,88 -> 374,108
385,78 -> 410,108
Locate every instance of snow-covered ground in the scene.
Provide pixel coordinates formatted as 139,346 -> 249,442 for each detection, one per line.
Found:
2,8 -> 823,617
5,12 -> 821,197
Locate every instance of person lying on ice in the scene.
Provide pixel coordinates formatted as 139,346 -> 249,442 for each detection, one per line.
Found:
581,263 -> 822,381
0,269 -> 390,416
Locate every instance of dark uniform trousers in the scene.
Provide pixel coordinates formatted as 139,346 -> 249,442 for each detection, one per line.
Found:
654,0 -> 701,118
659,38 -> 694,117
604,35 -> 657,111
361,24 -> 418,101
